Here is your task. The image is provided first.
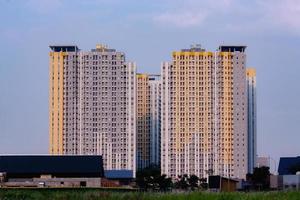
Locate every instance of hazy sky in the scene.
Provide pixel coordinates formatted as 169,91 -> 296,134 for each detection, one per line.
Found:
0,0 -> 299,171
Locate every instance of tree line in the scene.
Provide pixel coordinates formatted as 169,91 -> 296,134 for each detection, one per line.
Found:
136,165 -> 208,191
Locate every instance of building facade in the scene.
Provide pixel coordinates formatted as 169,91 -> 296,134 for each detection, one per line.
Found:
161,45 -> 248,179
0,155 -> 103,188
149,75 -> 161,166
49,45 -> 136,175
136,74 -> 161,170
136,74 -> 151,170
246,68 -> 257,173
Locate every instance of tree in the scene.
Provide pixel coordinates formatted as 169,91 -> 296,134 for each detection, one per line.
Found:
199,178 -> 208,190
175,174 -> 189,190
136,164 -> 160,191
247,166 -> 270,190
157,174 -> 173,191
136,165 -> 172,191
188,175 -> 199,191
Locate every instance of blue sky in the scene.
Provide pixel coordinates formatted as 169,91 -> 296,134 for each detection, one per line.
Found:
0,0 -> 300,171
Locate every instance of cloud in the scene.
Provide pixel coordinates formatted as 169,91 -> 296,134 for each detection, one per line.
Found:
260,0 -> 300,33
154,11 -> 208,28
26,0 -> 63,14
152,0 -> 234,28
152,0 -> 300,35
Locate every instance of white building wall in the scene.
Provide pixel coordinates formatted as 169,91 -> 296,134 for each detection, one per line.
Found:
161,46 -> 248,180
161,62 -> 170,176
232,52 -> 248,179
52,46 -> 136,176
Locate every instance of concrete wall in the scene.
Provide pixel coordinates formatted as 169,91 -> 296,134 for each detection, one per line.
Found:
282,175 -> 300,190
3,177 -> 101,188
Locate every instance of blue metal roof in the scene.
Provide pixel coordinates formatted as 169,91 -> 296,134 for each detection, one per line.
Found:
104,170 -> 133,179
278,156 -> 300,175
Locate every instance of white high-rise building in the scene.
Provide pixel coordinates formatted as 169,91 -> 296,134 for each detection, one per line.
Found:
161,45 -> 248,179
49,44 -> 136,176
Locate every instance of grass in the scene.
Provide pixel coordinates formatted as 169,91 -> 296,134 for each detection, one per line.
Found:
0,188 -> 300,200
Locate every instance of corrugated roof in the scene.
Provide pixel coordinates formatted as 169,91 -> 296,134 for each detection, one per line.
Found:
104,170 -> 133,179
278,156 -> 300,175
0,155 -> 104,178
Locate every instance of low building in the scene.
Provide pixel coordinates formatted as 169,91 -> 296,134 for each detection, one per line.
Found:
270,174 -> 279,190
282,174 -> 300,190
208,176 -> 238,192
276,156 -> 300,190
257,157 -> 270,168
0,155 -> 104,188
102,170 -> 134,187
0,172 -> 6,183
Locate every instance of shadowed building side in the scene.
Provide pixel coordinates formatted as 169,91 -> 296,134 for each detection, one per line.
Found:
136,74 -> 161,170
149,75 -> 161,166
246,68 -> 257,174
136,73 -> 151,170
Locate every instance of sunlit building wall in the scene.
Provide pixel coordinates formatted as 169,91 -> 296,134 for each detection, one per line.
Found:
161,45 -> 248,179
49,45 -> 136,176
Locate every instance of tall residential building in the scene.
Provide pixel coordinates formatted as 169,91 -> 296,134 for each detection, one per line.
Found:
49,44 -> 136,176
161,45 -> 248,179
136,74 -> 161,170
247,68 -> 257,173
136,74 -> 151,170
149,75 -> 161,167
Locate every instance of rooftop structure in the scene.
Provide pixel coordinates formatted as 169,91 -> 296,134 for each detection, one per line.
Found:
219,45 -> 247,52
49,45 -> 79,52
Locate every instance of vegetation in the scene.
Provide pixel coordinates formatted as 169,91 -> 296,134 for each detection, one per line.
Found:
1,189 -> 300,200
137,165 -> 274,192
247,166 -> 270,190
136,165 -> 172,191
173,174 -> 207,191
136,166 -> 207,191
0,166 -> 286,200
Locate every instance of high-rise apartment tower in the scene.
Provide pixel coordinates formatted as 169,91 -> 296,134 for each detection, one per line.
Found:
161,45 -> 248,179
49,44 -> 136,176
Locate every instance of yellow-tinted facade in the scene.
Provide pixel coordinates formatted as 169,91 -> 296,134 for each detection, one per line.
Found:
136,74 -> 151,169
161,45 -> 248,179
49,45 -> 137,176
49,51 -> 66,154
246,68 -> 256,77
218,52 -> 233,169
